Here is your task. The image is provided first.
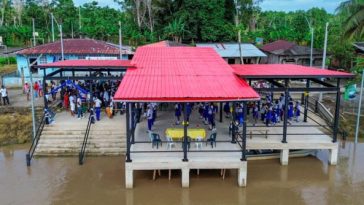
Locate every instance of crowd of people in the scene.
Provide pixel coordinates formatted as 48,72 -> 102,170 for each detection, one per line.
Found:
142,92 -> 303,132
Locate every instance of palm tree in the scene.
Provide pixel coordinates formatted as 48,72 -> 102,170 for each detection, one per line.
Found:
163,18 -> 186,43
336,0 -> 364,39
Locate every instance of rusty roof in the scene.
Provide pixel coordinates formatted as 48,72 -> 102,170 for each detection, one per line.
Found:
17,39 -> 134,55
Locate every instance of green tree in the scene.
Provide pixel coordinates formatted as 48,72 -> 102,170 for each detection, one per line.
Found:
336,0 -> 364,39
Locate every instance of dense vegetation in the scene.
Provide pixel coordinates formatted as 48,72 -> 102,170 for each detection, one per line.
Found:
0,0 -> 363,70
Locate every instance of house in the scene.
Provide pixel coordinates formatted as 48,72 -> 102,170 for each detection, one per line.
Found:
261,40 -> 323,66
9,39 -> 134,86
196,43 -> 266,64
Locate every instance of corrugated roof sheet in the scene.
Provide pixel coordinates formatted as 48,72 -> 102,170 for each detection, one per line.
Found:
114,47 -> 260,102
141,40 -> 190,47
17,39 -> 134,55
196,43 -> 267,58
261,40 -> 295,52
36,59 -> 134,69
231,64 -> 354,79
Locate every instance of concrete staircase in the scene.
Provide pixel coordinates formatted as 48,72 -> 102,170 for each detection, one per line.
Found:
35,112 -> 126,156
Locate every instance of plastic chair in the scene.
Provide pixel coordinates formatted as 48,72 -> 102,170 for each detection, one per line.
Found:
152,133 -> 162,149
166,136 -> 175,150
195,137 -> 203,150
206,133 -> 217,148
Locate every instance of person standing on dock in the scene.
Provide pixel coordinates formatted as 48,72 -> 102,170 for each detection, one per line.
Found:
175,103 -> 182,125
69,94 -> 75,117
295,101 -> 301,122
94,97 -> 102,121
224,102 -> 231,118
147,104 -> 153,131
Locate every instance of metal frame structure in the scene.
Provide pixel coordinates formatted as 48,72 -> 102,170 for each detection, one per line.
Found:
237,74 -> 351,144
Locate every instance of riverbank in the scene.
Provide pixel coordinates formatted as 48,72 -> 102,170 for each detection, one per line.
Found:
1,141 -> 363,205
0,107 -> 32,145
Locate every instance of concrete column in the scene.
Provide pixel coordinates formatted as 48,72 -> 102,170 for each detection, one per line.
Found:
238,162 -> 247,187
181,167 -> 190,188
280,149 -> 289,165
125,164 -> 133,189
329,148 -> 338,165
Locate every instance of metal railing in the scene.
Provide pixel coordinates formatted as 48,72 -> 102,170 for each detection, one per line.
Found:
26,113 -> 46,166
79,113 -> 93,165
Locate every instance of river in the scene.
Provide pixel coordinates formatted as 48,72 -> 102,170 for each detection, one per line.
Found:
1,142 -> 364,205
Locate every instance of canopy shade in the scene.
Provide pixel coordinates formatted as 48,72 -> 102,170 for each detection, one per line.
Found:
113,47 -> 260,102
36,59 -> 134,69
231,64 -> 354,79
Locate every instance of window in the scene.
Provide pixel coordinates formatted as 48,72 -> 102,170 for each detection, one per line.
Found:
39,56 -> 47,64
228,58 -> 235,64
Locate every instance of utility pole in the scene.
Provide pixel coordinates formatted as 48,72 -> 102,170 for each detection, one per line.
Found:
234,0 -> 243,64
355,70 -> 364,144
119,21 -> 122,60
60,24 -> 64,60
319,22 -> 329,102
310,27 -> 314,67
304,16 -> 314,67
32,18 -> 36,47
51,13 -> 55,42
79,6 -> 82,30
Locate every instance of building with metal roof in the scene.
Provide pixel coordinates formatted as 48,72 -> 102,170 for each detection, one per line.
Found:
260,40 -> 324,66
5,39 -> 134,87
196,43 -> 266,64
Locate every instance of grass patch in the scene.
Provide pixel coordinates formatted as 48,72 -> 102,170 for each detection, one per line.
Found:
0,64 -> 17,76
0,112 -> 32,146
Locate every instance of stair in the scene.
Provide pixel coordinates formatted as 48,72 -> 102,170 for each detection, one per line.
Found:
35,112 -> 126,156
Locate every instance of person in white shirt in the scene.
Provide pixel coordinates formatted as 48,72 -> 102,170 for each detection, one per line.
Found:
69,94 -> 75,117
94,97 -> 102,121
76,97 -> 83,119
0,86 -> 10,105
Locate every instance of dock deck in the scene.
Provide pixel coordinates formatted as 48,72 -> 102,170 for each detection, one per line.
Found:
126,107 -> 338,188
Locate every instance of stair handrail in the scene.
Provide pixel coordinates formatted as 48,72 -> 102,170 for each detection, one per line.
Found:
79,112 -> 93,165
26,112 -> 46,166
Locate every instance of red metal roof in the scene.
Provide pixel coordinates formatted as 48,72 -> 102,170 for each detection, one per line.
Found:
141,41 -> 169,47
261,40 -> 295,52
114,47 -> 260,102
231,64 -> 354,79
36,59 -> 134,69
17,39 -> 133,55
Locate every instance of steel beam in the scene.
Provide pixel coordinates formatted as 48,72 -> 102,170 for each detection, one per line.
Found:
304,80 -> 310,122
282,79 -> 289,143
332,79 -> 341,143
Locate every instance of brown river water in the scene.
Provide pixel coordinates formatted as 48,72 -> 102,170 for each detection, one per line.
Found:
1,142 -> 364,205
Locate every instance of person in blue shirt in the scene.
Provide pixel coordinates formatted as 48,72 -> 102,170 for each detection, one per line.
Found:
203,103 -> 209,125
186,103 -> 192,122
207,104 -> 215,130
198,103 -> 204,119
175,103 -> 182,125
288,101 -> 294,121
224,102 -> 230,118
266,106 -> 273,126
236,104 -> 244,126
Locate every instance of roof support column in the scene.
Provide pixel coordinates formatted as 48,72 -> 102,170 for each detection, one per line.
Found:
219,102 -> 223,123
182,103 -> 188,162
231,102 -> 237,144
282,79 -> 289,144
126,102 -> 132,162
43,69 -> 48,109
303,80 -> 310,122
131,103 -> 135,144
333,79 -> 341,143
241,101 -> 247,161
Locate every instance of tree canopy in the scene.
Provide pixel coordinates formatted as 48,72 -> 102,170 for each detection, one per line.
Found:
0,0 -> 362,70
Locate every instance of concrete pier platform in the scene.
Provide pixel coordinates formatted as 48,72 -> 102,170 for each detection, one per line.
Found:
126,107 -> 338,188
